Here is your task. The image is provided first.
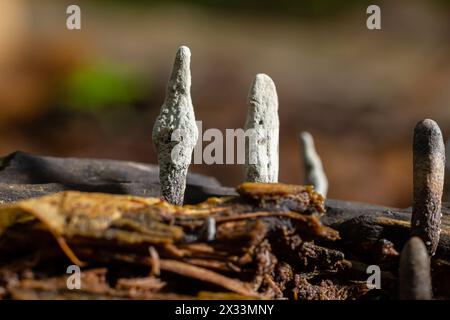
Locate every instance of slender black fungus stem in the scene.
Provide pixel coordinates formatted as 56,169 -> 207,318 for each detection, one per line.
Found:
412,119 -> 445,255
399,237 -> 432,300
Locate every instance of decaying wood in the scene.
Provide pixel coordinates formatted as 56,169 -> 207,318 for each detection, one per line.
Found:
1,181 -> 450,300
1,153 -> 450,300
0,182 -> 365,300
0,152 -> 235,204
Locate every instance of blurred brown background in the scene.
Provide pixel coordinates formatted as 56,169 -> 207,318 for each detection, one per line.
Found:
1,0 -> 450,207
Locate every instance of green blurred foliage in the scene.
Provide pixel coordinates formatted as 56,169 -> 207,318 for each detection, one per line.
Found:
176,0 -> 372,16
61,64 -> 147,114
102,0 -> 364,17
92,0 -> 421,17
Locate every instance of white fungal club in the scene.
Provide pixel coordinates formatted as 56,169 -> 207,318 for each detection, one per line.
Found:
152,46 -> 198,205
244,74 -> 279,183
299,131 -> 328,197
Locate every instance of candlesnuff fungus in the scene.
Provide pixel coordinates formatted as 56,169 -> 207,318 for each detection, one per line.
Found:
399,237 -> 432,300
152,46 -> 198,205
412,119 -> 445,255
244,73 -> 279,183
299,131 -> 328,197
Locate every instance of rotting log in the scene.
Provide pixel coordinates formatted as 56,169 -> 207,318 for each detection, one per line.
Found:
0,183 -> 364,300
0,152 -> 235,204
1,153 -> 450,299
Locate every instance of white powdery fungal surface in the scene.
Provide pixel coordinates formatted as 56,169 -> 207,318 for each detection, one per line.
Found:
152,46 -> 198,205
299,131 -> 328,197
244,74 -> 279,183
